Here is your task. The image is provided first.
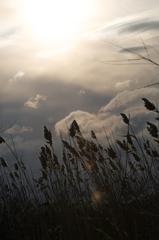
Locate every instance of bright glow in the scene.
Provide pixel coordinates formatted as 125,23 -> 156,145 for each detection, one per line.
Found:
23,0 -> 92,49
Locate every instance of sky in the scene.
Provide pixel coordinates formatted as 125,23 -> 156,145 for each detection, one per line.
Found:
1,0 -> 159,165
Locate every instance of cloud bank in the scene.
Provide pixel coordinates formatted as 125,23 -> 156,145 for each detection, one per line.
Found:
55,87 -> 159,139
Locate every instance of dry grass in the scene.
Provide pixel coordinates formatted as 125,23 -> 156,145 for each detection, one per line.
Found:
1,98 -> 159,240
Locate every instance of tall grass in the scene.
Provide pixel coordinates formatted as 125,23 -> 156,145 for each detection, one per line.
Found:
1,98 -> 159,240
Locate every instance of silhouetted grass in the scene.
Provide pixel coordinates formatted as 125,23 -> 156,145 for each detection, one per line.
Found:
1,98 -> 159,240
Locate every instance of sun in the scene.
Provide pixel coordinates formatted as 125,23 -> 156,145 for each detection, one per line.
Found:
23,0 -> 92,48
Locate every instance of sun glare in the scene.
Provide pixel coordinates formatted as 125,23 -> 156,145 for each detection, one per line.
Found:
23,0 -> 92,49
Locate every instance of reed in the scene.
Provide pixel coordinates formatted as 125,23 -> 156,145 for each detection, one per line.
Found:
1,98 -> 159,239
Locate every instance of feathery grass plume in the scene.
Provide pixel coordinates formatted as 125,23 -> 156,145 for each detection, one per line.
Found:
44,126 -> 53,146
91,130 -> 97,139
69,120 -> 81,137
45,144 -> 52,158
142,98 -> 157,111
120,113 -> 129,125
39,146 -> 48,170
147,121 -> 158,138
0,136 -> 5,144
0,157 -> 8,167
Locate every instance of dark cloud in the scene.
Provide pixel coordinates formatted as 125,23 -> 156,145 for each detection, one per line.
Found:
120,45 -> 152,53
119,19 -> 159,34
1,77 -> 111,164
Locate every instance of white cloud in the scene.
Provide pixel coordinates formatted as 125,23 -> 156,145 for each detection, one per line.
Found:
55,87 -> 159,139
9,71 -> 25,83
24,94 -> 47,109
115,80 -> 131,90
5,124 -> 33,134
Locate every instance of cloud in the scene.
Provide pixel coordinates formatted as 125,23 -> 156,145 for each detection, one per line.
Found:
24,94 -> 47,109
0,27 -> 18,39
119,19 -> 159,34
78,89 -> 86,95
115,80 -> 131,90
5,124 -> 33,134
1,7 -> 159,101
99,8 -> 159,34
1,3 -> 159,168
55,87 -> 159,139
9,71 -> 25,83
119,45 -> 152,53
1,4 -> 159,160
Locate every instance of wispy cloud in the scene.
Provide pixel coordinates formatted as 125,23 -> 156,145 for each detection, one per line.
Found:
24,94 -> 47,109
5,124 -> 33,134
119,19 -> 159,34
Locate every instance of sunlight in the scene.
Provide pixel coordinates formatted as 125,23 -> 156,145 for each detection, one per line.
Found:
23,0 -> 92,49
